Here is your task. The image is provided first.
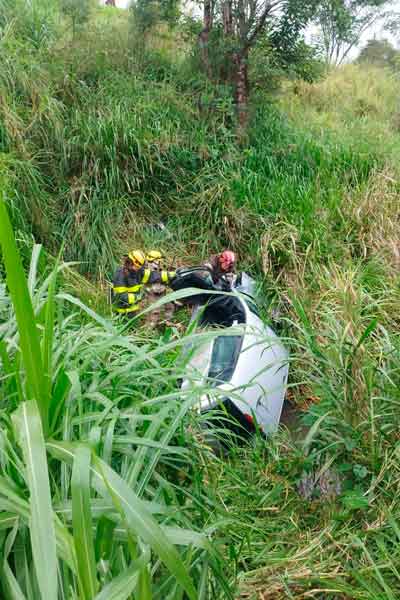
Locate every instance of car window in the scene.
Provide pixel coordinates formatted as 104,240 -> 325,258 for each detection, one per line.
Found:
208,335 -> 243,383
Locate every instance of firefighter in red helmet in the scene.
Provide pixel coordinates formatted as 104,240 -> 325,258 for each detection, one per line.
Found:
205,250 -> 237,288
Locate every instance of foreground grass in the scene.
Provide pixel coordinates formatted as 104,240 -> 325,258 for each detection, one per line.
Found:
0,201 -> 237,598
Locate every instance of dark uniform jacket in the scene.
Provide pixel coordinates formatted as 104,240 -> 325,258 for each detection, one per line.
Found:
112,266 -> 175,316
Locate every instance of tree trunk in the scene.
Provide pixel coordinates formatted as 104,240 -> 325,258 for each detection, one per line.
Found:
198,0 -> 213,77
234,50 -> 249,138
222,0 -> 233,35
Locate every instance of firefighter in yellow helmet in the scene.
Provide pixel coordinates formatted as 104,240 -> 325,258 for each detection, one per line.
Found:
112,249 -> 176,318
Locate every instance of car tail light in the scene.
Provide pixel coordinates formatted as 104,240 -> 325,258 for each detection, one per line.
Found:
244,413 -> 254,425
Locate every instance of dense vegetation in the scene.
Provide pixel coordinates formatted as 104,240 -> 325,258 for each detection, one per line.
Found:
1,1 -> 400,598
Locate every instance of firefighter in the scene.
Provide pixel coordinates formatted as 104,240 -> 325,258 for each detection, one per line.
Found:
112,249 -> 176,318
205,250 -> 237,288
145,250 -> 176,327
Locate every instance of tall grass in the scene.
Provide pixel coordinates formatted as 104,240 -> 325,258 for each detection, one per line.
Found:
0,199 -> 236,599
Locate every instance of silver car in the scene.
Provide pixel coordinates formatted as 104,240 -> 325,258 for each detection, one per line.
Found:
174,270 -> 289,437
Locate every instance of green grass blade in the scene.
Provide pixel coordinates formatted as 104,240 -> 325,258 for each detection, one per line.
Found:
1,561 -> 27,600
137,565 -> 152,600
41,268 -> 57,414
27,244 -> 42,298
0,199 -> 47,430
71,445 -> 98,600
57,292 -> 115,332
1,519 -> 27,600
93,564 -> 140,600
12,401 -> 57,600
0,340 -> 18,399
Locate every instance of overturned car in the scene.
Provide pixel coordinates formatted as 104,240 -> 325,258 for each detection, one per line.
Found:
171,268 -> 289,438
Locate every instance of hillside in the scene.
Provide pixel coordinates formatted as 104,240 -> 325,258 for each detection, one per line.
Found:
1,2 -> 400,599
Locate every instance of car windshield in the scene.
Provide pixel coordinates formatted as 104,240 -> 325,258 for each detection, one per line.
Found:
207,335 -> 243,383
200,295 -> 246,327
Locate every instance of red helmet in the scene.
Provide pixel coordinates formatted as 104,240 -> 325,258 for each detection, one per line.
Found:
219,250 -> 236,272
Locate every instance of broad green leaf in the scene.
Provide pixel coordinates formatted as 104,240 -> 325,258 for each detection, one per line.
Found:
0,199 -> 47,430
71,445 -> 98,600
13,402 -> 57,600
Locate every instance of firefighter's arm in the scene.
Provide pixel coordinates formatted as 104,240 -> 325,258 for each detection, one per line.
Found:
145,270 -> 176,285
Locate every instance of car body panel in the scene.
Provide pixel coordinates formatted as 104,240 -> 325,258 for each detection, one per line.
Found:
180,272 -> 288,434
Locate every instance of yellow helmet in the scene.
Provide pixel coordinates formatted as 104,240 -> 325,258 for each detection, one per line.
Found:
146,250 -> 163,262
128,249 -> 145,268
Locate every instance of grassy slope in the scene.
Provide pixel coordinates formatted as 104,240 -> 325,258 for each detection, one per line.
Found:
210,65 -> 400,599
2,4 -> 400,598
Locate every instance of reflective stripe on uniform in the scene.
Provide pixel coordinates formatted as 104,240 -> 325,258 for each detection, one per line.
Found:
116,305 -> 140,314
113,284 -> 142,293
127,293 -> 135,305
161,271 -> 169,284
141,269 -> 151,284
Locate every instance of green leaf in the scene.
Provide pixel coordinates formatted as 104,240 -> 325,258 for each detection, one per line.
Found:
0,199 -> 47,430
340,490 -> 369,511
41,267 -> 57,412
12,402 -> 57,600
94,547 -> 150,600
302,412 -> 329,454
71,445 -> 98,600
137,564 -> 152,600
2,560 -> 27,600
93,563 -> 140,600
57,292 -> 115,332
0,519 -> 27,600
353,464 -> 368,480
27,244 -> 42,298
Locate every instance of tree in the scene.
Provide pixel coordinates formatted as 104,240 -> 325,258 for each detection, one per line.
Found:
313,0 -> 393,65
60,0 -> 91,38
197,0 -> 319,133
357,37 -> 399,67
